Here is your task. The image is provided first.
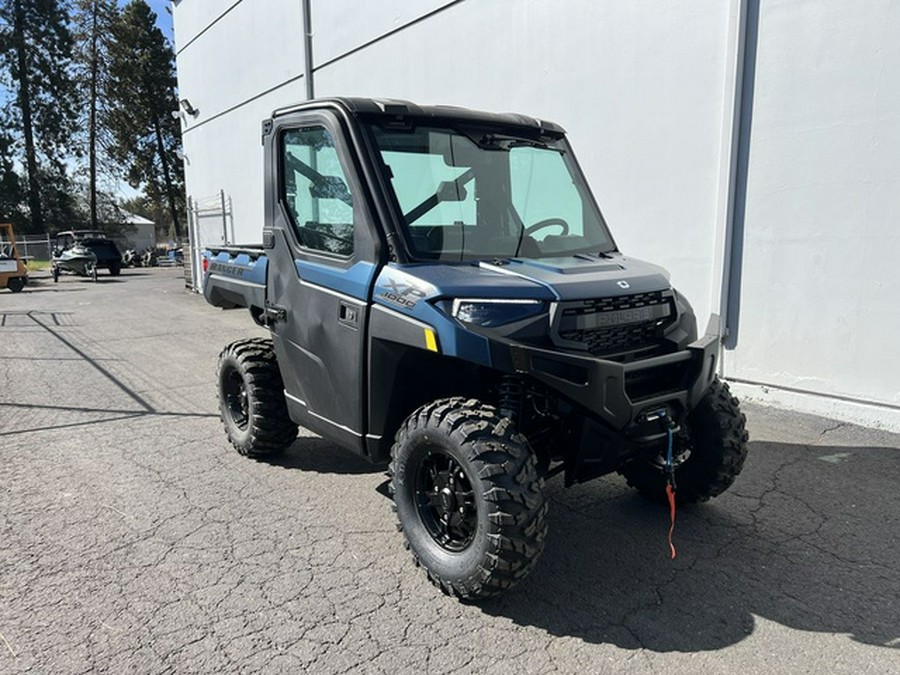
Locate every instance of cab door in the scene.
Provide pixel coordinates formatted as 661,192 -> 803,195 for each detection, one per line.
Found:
264,110 -> 381,454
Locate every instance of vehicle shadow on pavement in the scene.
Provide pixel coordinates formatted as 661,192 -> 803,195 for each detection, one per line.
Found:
268,436 -> 382,475
481,439 -> 900,653
14,282 -> 88,293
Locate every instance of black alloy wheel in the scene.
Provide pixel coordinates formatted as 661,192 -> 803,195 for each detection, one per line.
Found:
223,367 -> 250,431
390,397 -> 548,599
415,450 -> 477,553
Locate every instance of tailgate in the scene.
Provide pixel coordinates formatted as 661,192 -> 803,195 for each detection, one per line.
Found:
203,247 -> 268,310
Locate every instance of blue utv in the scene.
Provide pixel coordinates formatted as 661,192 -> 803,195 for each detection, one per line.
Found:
202,98 -> 748,600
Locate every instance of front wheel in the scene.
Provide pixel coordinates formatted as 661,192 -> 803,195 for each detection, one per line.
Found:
390,397 -> 548,599
619,377 -> 749,504
6,277 -> 24,293
217,338 -> 298,457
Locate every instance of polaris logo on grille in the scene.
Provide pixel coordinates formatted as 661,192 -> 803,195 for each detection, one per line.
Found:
596,307 -> 653,326
573,302 -> 671,330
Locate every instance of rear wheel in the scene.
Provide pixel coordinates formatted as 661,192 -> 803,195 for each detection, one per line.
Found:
52,264 -> 60,283
620,377 -> 749,504
390,397 -> 548,599
217,338 -> 297,457
6,277 -> 24,293
110,262 -> 121,276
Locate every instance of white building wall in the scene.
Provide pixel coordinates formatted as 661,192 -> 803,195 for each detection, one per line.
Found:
178,90 -> 304,244
173,0 -> 900,430
169,0 -> 237,45
723,0 -> 900,427
174,0 -> 308,247
312,0 -> 731,326
174,0 -> 304,121
311,0 -> 453,67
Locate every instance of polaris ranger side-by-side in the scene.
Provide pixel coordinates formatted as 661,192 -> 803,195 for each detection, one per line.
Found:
203,98 -> 748,599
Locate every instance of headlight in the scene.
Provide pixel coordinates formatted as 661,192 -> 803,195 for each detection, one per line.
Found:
451,298 -> 546,327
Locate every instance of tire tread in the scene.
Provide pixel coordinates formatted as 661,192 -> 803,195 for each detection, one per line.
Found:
389,397 -> 548,600
217,337 -> 297,457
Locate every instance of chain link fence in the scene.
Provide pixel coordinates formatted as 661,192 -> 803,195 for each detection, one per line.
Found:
15,234 -> 52,262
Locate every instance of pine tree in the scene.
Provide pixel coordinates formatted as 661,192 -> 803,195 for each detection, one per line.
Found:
71,0 -> 119,230
0,0 -> 80,233
106,0 -> 184,239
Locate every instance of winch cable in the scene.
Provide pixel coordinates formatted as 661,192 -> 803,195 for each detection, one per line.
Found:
664,423 -> 677,559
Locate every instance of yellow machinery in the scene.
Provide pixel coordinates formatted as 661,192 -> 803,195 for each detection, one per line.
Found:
0,223 -> 28,293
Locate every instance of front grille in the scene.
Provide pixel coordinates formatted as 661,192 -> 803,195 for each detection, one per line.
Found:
561,322 -> 663,356
557,291 -> 675,359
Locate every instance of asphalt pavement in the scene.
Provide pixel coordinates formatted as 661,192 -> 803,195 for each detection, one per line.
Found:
1,268 -> 898,674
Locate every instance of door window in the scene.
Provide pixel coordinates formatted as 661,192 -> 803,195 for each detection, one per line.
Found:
281,126 -> 355,256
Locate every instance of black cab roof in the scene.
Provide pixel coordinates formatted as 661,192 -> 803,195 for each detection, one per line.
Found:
270,97 -> 566,138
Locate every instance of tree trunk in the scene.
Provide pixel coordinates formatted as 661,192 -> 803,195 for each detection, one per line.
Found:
11,0 -> 43,233
88,0 -> 99,229
151,112 -> 181,240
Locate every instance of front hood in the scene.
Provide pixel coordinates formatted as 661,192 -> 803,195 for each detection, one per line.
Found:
372,253 -> 696,368
402,253 -> 671,301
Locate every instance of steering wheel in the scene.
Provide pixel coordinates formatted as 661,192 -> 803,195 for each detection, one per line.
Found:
524,218 -> 570,238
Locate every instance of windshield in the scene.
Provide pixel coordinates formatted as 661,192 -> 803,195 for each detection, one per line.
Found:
369,124 -> 615,261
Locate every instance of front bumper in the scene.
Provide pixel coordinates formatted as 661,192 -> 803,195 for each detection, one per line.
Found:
498,315 -> 721,431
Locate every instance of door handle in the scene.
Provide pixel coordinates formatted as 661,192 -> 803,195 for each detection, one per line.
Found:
263,303 -> 287,325
339,301 -> 359,327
